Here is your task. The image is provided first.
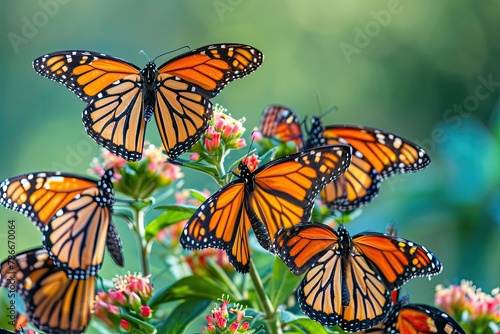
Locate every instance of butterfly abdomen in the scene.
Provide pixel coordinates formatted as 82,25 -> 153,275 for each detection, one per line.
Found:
338,225 -> 353,307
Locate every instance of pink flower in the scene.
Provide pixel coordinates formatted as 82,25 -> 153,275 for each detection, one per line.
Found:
188,104 -> 247,163
109,291 -> 126,305
206,314 -> 215,324
107,304 -> 120,315
436,280 -> 500,329
229,322 -> 239,332
240,322 -> 250,330
190,152 -> 201,161
120,319 -> 131,331
201,296 -> 254,333
251,130 -> 263,142
95,272 -> 155,331
140,305 -> 151,318
242,154 -> 260,173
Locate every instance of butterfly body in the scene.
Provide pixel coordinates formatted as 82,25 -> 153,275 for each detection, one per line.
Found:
139,61 -> 159,121
34,44 -> 264,161
272,223 -> 442,332
0,169 -> 123,279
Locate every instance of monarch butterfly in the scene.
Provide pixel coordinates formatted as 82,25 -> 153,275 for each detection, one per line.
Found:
271,222 -> 442,332
259,105 -> 431,212
33,44 -> 264,161
0,169 -> 122,279
0,248 -> 95,334
260,104 -> 304,150
180,145 -> 352,273
360,291 -> 465,334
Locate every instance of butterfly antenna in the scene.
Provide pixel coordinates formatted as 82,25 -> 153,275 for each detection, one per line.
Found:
313,91 -> 323,115
153,45 -> 191,62
139,50 -> 151,62
247,130 -> 258,157
302,114 -> 310,133
320,105 -> 338,120
312,92 -> 338,120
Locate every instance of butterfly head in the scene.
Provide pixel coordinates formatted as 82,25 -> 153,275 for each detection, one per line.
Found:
140,62 -> 157,85
307,116 -> 326,147
237,160 -> 256,192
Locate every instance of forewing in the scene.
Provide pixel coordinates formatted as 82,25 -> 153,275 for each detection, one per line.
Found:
33,50 -> 140,102
179,181 -> 252,273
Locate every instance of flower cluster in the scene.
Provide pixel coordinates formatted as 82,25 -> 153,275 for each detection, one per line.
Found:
435,280 -> 500,333
202,296 -> 255,334
189,104 -> 247,165
94,272 -> 154,332
89,142 -> 183,199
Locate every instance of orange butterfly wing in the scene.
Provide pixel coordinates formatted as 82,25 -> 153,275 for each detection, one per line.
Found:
311,122 -> 430,212
249,145 -> 352,247
155,44 -> 263,159
359,292 -> 466,334
0,248 -> 95,334
33,51 -> 146,161
180,182 -> 252,273
260,105 -> 304,150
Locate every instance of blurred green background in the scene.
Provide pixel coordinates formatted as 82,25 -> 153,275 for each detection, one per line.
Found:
0,0 -> 499,331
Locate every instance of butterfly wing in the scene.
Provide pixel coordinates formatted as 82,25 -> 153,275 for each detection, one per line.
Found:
0,248 -> 94,334
309,122 -> 430,212
373,291 -> 464,334
352,233 -> 442,290
385,303 -> 465,334
250,145 -> 351,247
106,220 -> 124,267
259,105 -> 304,150
0,170 -> 119,278
33,51 -> 146,161
179,181 -> 252,273
155,43 -> 263,159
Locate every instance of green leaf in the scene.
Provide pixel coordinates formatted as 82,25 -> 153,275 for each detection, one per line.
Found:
153,204 -> 198,212
145,204 -> 197,241
268,257 -> 302,309
156,299 -> 211,334
149,275 -> 229,307
188,188 -> 209,203
286,317 -> 330,334
279,309 -> 298,323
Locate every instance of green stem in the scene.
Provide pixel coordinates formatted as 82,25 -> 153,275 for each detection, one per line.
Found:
134,205 -> 151,276
249,259 -> 282,334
